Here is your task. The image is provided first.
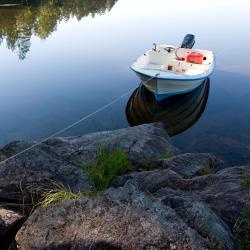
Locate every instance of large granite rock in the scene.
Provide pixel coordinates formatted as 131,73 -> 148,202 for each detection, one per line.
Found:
0,124 -> 177,204
43,123 -> 179,165
14,159 -> 250,250
15,184 -> 207,250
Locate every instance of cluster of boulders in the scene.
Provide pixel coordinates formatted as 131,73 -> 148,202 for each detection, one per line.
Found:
0,123 -> 249,249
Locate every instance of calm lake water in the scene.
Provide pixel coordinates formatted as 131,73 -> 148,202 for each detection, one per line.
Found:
0,0 -> 250,165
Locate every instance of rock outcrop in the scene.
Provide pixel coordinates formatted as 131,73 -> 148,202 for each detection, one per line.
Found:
14,162 -> 250,250
0,123 -> 249,250
15,184 -> 207,250
0,123 -> 177,204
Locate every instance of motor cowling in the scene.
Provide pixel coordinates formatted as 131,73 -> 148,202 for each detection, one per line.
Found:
181,34 -> 195,49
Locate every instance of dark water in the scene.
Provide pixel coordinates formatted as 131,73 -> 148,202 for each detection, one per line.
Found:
0,0 -> 250,165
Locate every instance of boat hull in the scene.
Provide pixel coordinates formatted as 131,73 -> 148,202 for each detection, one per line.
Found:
131,44 -> 214,101
136,72 -> 206,101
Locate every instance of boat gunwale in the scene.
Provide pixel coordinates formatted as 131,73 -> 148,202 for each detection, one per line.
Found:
130,64 -> 215,81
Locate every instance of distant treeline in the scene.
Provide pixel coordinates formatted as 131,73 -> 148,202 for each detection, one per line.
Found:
0,0 -> 118,59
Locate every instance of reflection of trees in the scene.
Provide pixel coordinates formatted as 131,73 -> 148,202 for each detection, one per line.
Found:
0,0 -> 118,59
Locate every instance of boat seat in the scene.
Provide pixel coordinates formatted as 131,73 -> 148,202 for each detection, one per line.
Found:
161,61 -> 187,73
143,63 -> 162,70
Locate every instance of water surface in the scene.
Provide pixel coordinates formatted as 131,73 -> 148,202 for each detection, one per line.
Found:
0,0 -> 250,165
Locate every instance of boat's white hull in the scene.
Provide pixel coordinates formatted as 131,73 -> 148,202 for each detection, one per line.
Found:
137,73 -> 205,95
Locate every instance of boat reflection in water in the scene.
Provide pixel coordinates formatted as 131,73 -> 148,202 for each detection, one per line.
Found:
126,78 -> 210,136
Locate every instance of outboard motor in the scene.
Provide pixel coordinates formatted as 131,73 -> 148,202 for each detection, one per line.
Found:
181,34 -> 195,49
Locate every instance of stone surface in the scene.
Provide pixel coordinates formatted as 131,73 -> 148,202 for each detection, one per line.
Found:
122,166 -> 250,229
43,123 -> 179,166
0,124 -> 249,249
114,166 -> 250,249
0,207 -> 25,249
157,153 -> 224,178
14,165 -> 250,250
15,183 -> 207,250
0,123 -> 177,204
0,141 -> 91,204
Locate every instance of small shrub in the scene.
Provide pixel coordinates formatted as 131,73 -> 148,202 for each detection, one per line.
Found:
201,165 -> 214,176
161,151 -> 175,159
38,185 -> 94,207
237,208 -> 250,250
241,172 -> 250,190
84,148 -> 129,191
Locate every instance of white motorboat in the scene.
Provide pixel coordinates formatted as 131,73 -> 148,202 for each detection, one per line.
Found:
130,34 -> 215,100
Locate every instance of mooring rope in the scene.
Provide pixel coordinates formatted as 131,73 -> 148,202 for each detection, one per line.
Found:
0,73 -> 160,165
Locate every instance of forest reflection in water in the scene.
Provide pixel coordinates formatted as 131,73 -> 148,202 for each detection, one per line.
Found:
126,79 -> 210,137
0,0 -> 118,59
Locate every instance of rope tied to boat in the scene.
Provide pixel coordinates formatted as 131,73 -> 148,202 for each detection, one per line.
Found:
0,72 -> 160,165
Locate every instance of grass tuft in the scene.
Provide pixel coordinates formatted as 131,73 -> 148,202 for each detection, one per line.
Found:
37,149 -> 129,207
201,165 -> 214,176
241,172 -> 250,190
37,185 -> 94,207
161,151 -> 175,159
84,148 -> 129,191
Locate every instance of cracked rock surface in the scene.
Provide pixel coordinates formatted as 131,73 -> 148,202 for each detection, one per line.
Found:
14,163 -> 250,250
0,123 -> 249,250
0,123 -> 177,204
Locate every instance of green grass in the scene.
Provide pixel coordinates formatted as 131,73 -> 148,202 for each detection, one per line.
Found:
237,208 -> 250,250
37,185 -> 95,207
161,151 -> 175,159
37,149 -> 129,207
241,172 -> 250,190
201,165 -> 214,176
84,148 -> 129,191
